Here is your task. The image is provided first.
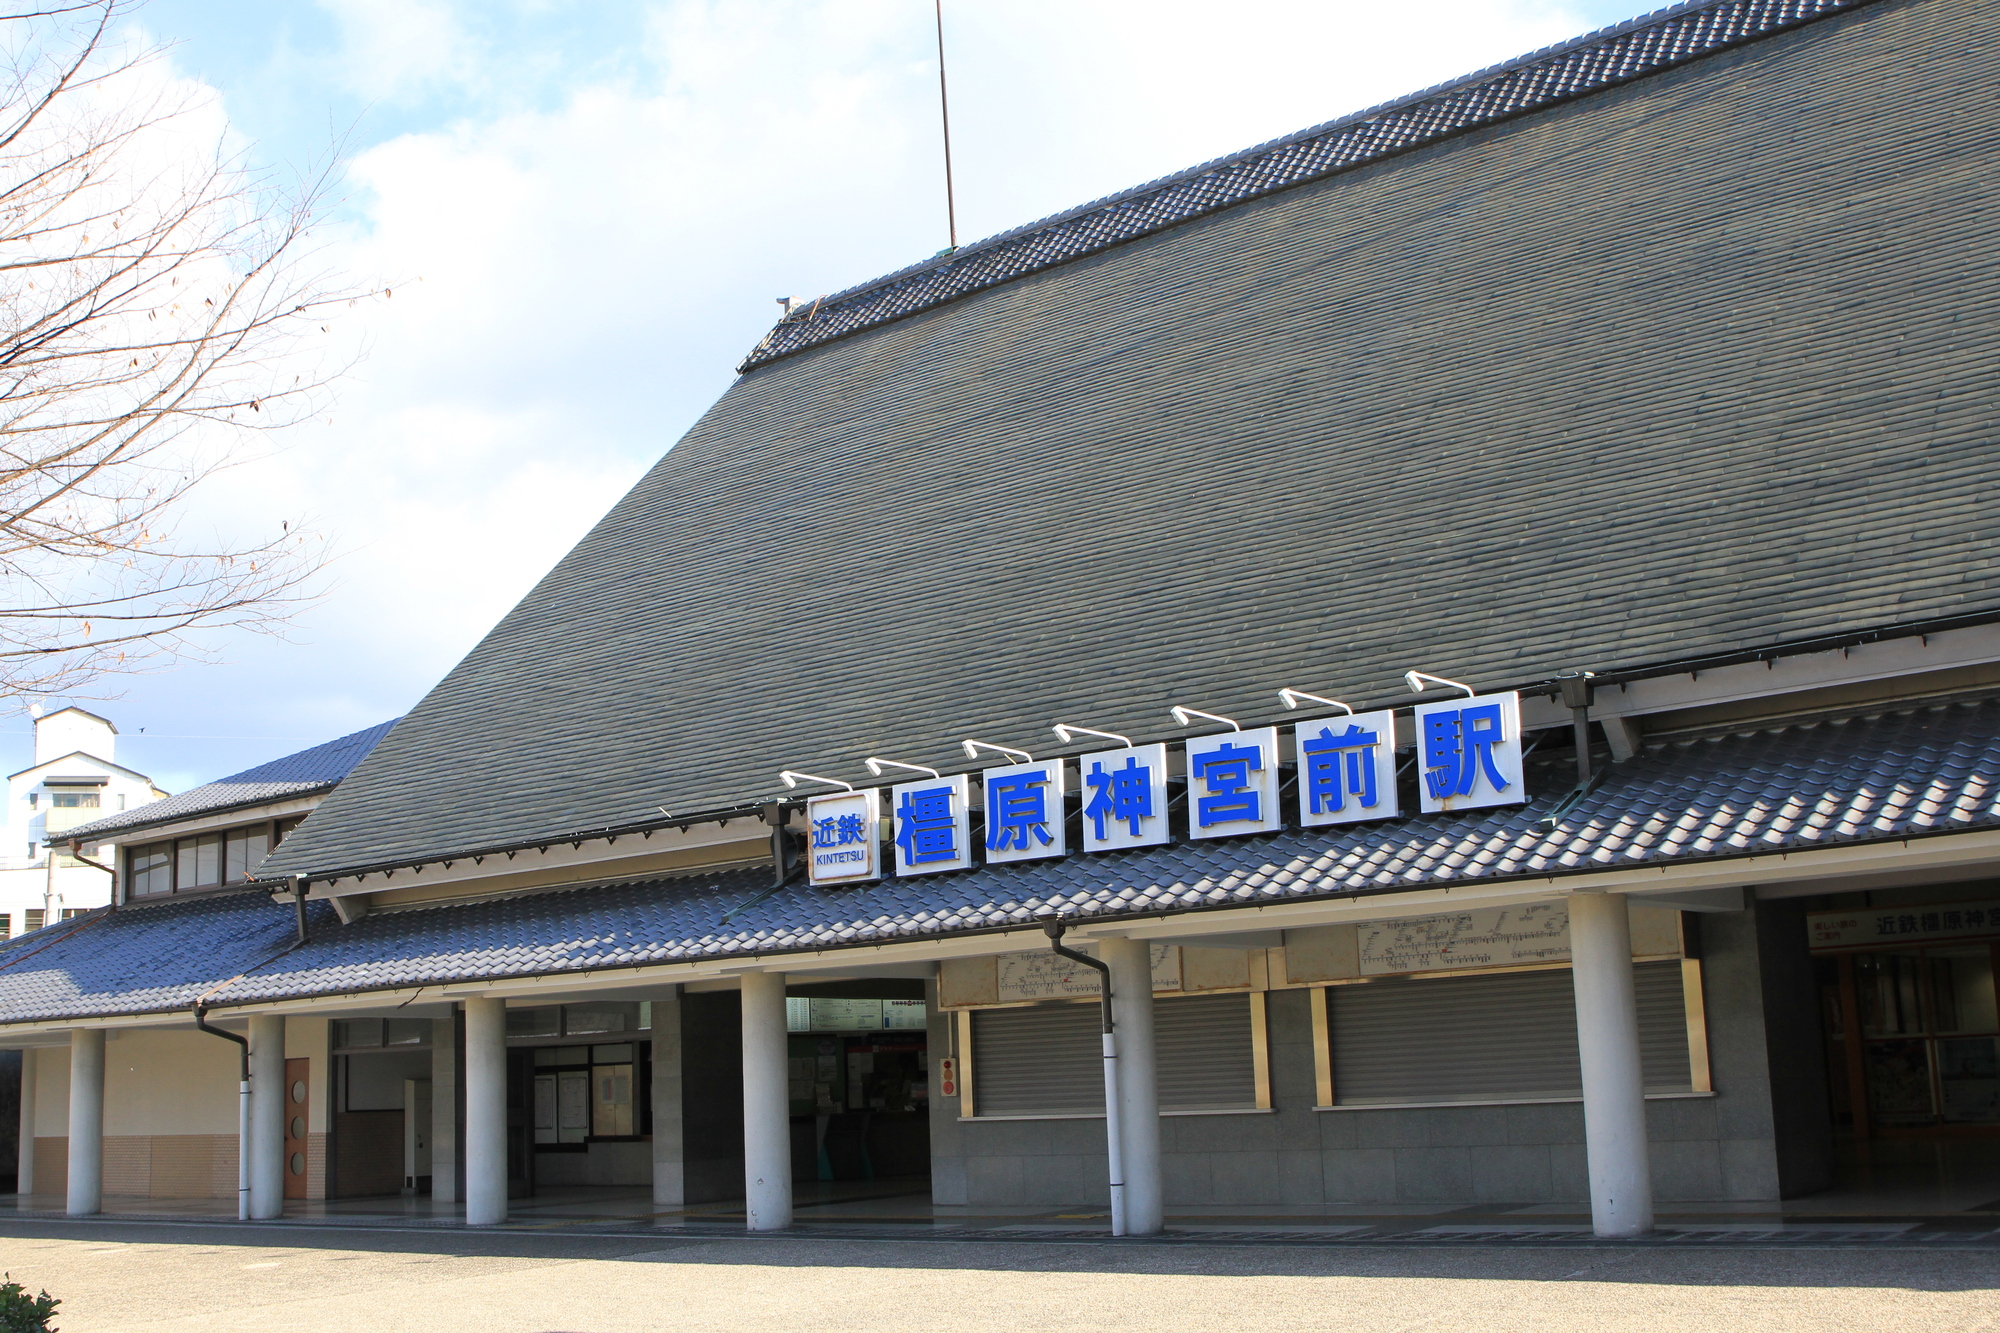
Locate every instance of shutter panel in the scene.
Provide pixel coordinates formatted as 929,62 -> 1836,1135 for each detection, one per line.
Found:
970,992 -> 1261,1116
971,1003 -> 1102,1115
1157,992 -> 1257,1111
1330,960 -> 1693,1106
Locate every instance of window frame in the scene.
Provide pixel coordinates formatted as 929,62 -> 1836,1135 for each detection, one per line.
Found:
123,817 -> 290,900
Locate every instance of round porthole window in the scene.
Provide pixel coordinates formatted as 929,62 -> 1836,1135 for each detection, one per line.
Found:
290,1116 -> 305,1140
290,1080 -> 306,1104
288,1152 -> 304,1176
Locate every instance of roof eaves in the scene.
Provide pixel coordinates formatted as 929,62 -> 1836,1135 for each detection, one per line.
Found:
6,753 -> 157,784
56,783 -> 336,845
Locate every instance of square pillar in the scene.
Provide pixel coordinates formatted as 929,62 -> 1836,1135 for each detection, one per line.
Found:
66,1029 -> 103,1216
248,1016 -> 286,1219
431,1014 -> 460,1204
739,972 -> 791,1231
463,997 -> 508,1225
15,1047 -> 35,1196
1570,891 -> 1655,1237
650,987 -> 685,1206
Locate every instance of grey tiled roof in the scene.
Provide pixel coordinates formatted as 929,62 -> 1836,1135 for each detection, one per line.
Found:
267,0 -> 2000,879
740,0 -> 1874,371
63,720 -> 398,843
7,700 -> 1996,1024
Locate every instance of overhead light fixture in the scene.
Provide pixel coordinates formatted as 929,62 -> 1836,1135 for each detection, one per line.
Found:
778,770 -> 854,792
1169,705 -> 1240,732
1052,722 -> 1133,747
1402,670 -> 1476,699
864,757 -> 942,780
963,739 -> 1033,764
1278,688 -> 1353,714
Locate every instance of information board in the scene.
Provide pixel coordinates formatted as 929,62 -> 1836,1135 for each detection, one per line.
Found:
1357,903 -> 1570,976
1807,900 -> 2000,950
994,944 -> 1181,1000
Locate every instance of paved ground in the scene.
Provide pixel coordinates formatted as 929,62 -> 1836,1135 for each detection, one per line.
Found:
1,1220 -> 1999,1333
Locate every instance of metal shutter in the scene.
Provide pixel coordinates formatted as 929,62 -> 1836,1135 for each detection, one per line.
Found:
970,993 -> 1259,1116
1330,961 -> 1693,1106
1157,993 -> 1257,1111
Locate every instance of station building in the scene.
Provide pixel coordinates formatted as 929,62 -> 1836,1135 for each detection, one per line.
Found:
3,0 -> 1999,1238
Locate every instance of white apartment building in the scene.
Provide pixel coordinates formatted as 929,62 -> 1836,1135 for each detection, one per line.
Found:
0,709 -> 166,939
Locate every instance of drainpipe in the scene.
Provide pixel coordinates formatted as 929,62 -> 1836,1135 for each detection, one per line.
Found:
291,875 -> 309,944
193,1006 -> 251,1221
1045,921 -> 1125,1236
1556,670 -> 1597,783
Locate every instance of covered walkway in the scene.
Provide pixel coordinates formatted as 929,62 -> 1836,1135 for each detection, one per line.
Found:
10,1147 -> 2000,1243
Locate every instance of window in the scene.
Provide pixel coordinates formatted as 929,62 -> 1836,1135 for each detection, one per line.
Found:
273,816 -> 307,845
125,820 -> 282,897
508,1007 -> 561,1038
23,910 -> 44,933
0,915 -> 10,938
50,792 -> 99,809
223,825 -> 270,884
127,843 -> 172,896
507,1003 -> 641,1040
531,1042 -> 642,1145
59,908 -> 83,920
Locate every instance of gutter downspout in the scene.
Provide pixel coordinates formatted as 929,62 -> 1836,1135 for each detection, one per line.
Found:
1045,921 -> 1125,1236
192,1006 -> 251,1221
65,841 -> 117,909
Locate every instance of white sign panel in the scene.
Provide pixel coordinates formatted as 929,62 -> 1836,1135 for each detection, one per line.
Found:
1357,903 -> 1569,975
1295,709 -> 1400,827
1413,690 -> 1527,814
994,945 -> 1182,1000
805,788 -> 881,885
890,773 -> 972,875
1185,726 -> 1283,839
981,760 -> 1067,864
1078,743 -> 1170,852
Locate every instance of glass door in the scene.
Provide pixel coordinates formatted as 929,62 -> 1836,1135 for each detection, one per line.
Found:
1846,945 -> 2000,1132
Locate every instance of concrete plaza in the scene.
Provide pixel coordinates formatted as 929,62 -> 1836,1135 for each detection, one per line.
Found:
0,1216 -> 1997,1333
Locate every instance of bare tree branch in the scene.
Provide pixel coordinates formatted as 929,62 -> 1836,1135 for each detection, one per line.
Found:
0,0 -> 368,701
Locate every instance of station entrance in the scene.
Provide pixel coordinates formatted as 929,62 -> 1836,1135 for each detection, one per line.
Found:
1801,886 -> 2000,1218
784,980 -> 931,1193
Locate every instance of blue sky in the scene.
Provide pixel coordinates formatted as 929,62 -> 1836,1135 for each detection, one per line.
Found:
7,0 -> 1640,793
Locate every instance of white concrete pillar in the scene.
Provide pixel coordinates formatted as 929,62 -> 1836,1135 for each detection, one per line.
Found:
1100,938 -> 1163,1235
463,998 -> 508,1226
15,1048 -> 35,1196
248,1016 -> 285,1219
739,972 -> 792,1231
1570,891 -> 1655,1238
66,1029 -> 103,1216
431,1014 -> 460,1205
650,988 -> 684,1207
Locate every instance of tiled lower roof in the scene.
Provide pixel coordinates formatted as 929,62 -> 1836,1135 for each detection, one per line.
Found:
63,720 -> 399,843
2,700 -> 1994,1024
740,0 -> 1876,370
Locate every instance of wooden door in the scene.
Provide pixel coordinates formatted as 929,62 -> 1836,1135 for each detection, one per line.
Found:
283,1057 -> 310,1200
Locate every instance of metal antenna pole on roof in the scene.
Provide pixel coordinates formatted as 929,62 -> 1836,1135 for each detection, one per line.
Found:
935,0 -> 958,252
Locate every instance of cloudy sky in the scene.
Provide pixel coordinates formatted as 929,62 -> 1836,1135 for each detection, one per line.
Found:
10,0 -> 1638,792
